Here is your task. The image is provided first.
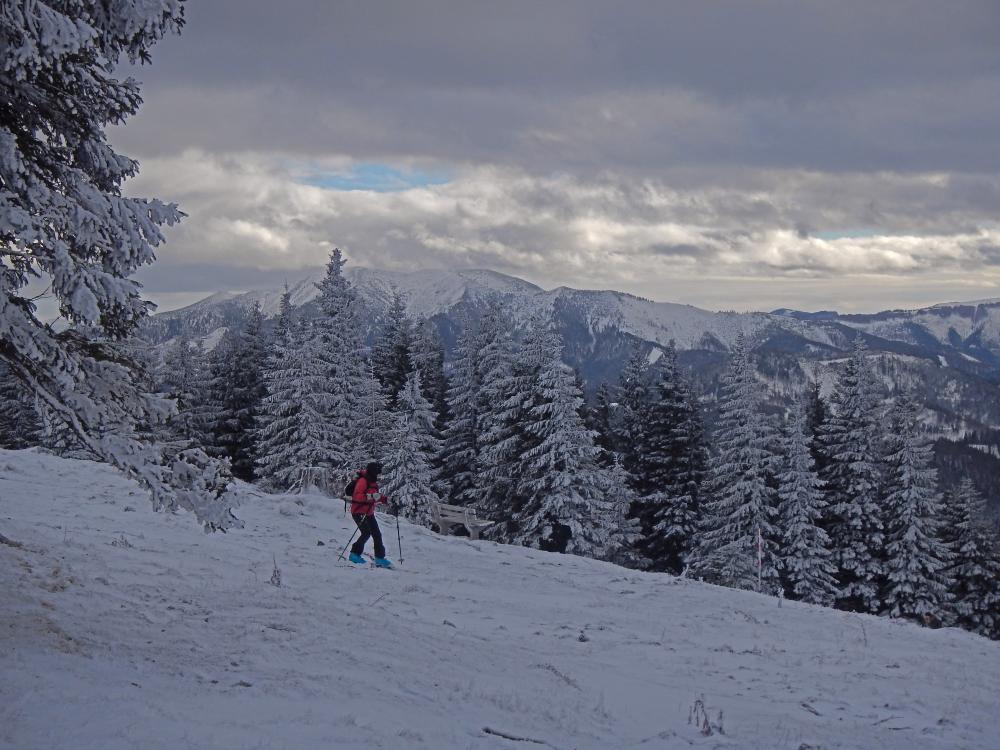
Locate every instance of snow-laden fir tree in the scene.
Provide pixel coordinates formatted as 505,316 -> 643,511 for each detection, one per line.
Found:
617,343 -> 652,483
0,1 -> 238,528
946,479 -> 1000,638
587,382 -> 619,468
632,342 -> 707,574
410,319 -> 449,431
382,368 -> 442,525
881,395 -> 952,622
205,305 -> 268,482
256,316 -> 341,490
356,360 -> 395,468
598,455 -> 645,568
821,336 -> 884,613
513,336 -> 612,557
478,315 -> 559,535
804,380 -> 830,476
313,249 -> 368,471
689,333 -> 780,592
157,332 -> 204,447
0,362 -> 41,449
440,315 -> 482,506
473,305 -> 522,522
777,395 -> 839,606
372,290 -> 413,407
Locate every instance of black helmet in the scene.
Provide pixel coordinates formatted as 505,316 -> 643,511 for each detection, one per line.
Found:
365,461 -> 382,481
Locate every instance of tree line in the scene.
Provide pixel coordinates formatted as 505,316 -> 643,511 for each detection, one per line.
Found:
3,249 -> 998,640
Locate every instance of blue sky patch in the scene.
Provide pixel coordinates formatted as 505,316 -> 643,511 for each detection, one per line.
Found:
300,162 -> 451,192
813,228 -> 879,240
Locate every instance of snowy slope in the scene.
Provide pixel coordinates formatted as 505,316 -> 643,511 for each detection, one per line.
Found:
3,450 -> 1000,750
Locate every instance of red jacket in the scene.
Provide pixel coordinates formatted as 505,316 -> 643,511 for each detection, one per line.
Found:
351,472 -> 386,516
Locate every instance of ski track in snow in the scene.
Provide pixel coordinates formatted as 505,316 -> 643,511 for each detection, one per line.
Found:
2,449 -> 999,750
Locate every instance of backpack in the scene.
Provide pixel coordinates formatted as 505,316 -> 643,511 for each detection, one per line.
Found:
344,477 -> 358,499
343,473 -> 362,513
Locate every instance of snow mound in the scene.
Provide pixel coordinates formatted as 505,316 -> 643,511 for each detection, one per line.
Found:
3,449 -> 999,749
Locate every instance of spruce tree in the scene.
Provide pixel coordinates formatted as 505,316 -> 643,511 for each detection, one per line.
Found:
689,333 -> 780,592
157,332 -> 203,447
313,248 -> 368,471
514,340 -> 611,557
881,395 -> 952,622
372,291 -> 413,407
804,380 -> 830,476
0,2 -> 238,528
382,369 -> 442,526
632,343 -> 707,574
0,362 -> 41,449
411,320 -> 450,431
206,305 -> 268,481
777,396 -> 839,605
474,306 -> 522,523
356,360 -> 396,467
821,336 -> 885,613
587,382 -> 619,468
617,343 -> 652,483
441,317 -> 483,506
947,479 -> 1000,638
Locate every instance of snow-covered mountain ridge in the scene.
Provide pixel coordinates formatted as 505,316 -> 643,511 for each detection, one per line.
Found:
4,448 -> 1000,749
148,266 -> 1000,365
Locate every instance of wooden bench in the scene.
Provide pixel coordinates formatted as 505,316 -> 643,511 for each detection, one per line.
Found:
429,501 -> 494,540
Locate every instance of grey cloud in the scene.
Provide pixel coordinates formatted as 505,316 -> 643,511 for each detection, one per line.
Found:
112,1 -> 1000,174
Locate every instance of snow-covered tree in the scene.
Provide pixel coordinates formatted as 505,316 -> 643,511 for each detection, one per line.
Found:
256,317 -> 339,489
617,344 -> 652,482
821,336 -> 884,613
777,396 -> 839,606
313,249 -> 368,471
473,306 -> 521,520
0,2 -> 239,528
881,395 -> 952,622
157,332 -> 203,446
372,290 -> 413,407
205,305 -> 268,481
356,359 -> 395,467
689,333 -> 780,592
804,380 -> 830,476
441,316 -> 482,506
514,340 -> 611,557
410,318 -> 449,432
946,479 -> 1000,638
587,382 -> 618,468
382,369 -> 442,525
0,362 -> 41,448
632,343 -> 706,574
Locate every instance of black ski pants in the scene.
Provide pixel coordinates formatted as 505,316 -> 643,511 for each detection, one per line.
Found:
350,513 -> 386,559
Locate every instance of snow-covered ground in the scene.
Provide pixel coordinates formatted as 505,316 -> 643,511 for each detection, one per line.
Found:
3,450 -> 999,750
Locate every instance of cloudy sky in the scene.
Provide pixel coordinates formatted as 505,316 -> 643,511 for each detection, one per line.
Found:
114,0 -> 1000,313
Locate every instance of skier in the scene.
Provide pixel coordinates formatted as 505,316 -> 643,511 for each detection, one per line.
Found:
348,462 -> 393,568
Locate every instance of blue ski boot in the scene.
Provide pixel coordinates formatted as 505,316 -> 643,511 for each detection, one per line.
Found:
374,557 -> 393,569
348,552 -> 366,565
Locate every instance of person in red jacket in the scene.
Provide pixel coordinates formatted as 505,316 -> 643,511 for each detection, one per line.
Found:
348,462 -> 392,568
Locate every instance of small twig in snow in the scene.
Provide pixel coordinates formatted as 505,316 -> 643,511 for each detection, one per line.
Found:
800,702 -> 821,716
482,727 -> 552,746
0,533 -> 23,548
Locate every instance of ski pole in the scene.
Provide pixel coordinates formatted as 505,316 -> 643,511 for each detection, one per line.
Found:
393,504 -> 403,565
337,516 -> 366,561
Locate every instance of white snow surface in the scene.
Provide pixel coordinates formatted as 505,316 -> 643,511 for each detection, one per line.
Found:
3,449 -> 1000,750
